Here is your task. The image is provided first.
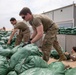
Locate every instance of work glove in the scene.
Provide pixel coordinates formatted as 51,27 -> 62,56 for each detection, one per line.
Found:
22,38 -> 32,47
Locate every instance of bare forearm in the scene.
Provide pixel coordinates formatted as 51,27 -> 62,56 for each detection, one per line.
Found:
31,33 -> 43,43
8,29 -> 18,42
8,33 -> 14,42
31,25 -> 43,43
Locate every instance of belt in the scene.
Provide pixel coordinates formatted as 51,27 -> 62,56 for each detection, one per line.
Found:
46,23 -> 54,32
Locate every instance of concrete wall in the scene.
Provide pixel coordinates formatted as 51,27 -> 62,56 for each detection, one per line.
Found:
53,6 -> 73,22
65,35 -> 76,53
43,4 -> 75,28
43,11 -> 53,20
57,35 -> 66,50
74,5 -> 76,27
36,34 -> 76,54
57,35 -> 76,53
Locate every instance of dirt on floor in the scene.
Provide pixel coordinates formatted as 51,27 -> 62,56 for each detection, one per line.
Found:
48,58 -> 76,68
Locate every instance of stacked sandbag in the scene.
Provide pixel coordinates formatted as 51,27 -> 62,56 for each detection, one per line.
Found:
48,61 -> 65,75
65,67 -> 76,75
0,55 -> 9,75
20,62 -> 65,75
20,68 -> 54,75
15,56 -> 48,74
9,44 -> 42,69
7,71 -> 17,75
0,31 -> 16,49
0,45 -> 22,59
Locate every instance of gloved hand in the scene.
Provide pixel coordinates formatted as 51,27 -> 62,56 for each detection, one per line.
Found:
22,38 -> 32,47
22,42 -> 28,47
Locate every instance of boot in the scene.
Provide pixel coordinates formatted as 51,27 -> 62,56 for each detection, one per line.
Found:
55,48 -> 67,61
58,54 -> 67,61
53,41 -> 67,61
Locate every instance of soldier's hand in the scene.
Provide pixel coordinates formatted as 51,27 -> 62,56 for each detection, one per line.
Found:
22,39 -> 32,47
22,42 -> 27,47
7,41 -> 11,45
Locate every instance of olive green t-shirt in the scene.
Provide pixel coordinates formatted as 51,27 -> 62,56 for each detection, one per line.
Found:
14,21 -> 30,33
29,14 -> 55,32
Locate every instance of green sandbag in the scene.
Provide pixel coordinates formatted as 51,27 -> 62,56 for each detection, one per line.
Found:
24,56 -> 48,68
7,71 -> 17,75
20,68 -> 54,75
15,56 -> 48,74
65,68 -> 76,75
0,45 -> 3,49
0,45 -> 22,58
10,44 -> 42,69
48,61 -> 65,75
50,48 -> 65,59
0,40 -> 5,45
2,44 -> 8,49
1,37 -> 8,43
0,55 -> 9,75
0,44 -> 23,58
0,31 -> 7,35
50,50 -> 59,59
4,31 -> 12,36
0,49 -> 11,57
11,45 -> 22,54
0,55 -> 7,63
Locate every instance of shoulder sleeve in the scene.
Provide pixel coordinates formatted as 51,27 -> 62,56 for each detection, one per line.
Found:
14,22 -> 25,29
14,22 -> 20,29
33,18 -> 42,27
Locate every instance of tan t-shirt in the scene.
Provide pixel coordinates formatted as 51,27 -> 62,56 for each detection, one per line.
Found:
29,14 -> 57,32
14,21 -> 30,34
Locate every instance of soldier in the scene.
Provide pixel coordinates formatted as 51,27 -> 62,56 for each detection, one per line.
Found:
7,17 -> 30,46
19,7 -> 66,62
70,46 -> 76,61
64,47 -> 76,61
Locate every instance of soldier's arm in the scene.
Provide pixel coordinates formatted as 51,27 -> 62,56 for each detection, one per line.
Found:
31,25 -> 43,43
7,29 -> 18,44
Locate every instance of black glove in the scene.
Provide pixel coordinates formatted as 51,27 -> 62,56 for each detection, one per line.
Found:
22,42 -> 28,47
22,38 -> 32,47
27,38 -> 32,44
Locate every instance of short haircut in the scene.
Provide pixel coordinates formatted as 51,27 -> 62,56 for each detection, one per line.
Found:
10,17 -> 16,21
19,7 -> 32,15
72,47 -> 76,52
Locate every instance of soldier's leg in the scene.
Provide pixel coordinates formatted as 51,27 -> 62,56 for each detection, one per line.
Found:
41,33 -> 55,62
15,34 -> 23,46
53,36 -> 66,61
23,33 -> 30,42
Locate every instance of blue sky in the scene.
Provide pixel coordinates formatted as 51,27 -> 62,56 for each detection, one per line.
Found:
0,0 -> 76,30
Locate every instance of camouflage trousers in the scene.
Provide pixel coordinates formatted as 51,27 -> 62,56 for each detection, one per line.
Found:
15,32 -> 30,46
41,25 -> 65,62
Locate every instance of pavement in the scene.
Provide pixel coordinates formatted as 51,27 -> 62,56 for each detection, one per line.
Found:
48,58 -> 76,68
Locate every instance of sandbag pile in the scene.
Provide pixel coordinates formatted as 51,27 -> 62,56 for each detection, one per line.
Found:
0,31 -> 76,75
0,31 -> 16,49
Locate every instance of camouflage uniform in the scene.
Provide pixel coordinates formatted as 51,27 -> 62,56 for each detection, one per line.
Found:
14,21 -> 30,46
29,14 -> 66,62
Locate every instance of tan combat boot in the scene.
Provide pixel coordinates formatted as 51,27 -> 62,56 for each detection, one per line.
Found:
56,48 -> 67,61
58,54 -> 67,61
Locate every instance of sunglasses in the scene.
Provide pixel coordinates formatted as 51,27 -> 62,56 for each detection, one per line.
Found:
22,16 -> 25,19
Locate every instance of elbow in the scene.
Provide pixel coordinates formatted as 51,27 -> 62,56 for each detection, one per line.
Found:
38,32 -> 43,38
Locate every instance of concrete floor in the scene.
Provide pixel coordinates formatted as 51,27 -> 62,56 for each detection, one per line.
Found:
48,58 -> 76,68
